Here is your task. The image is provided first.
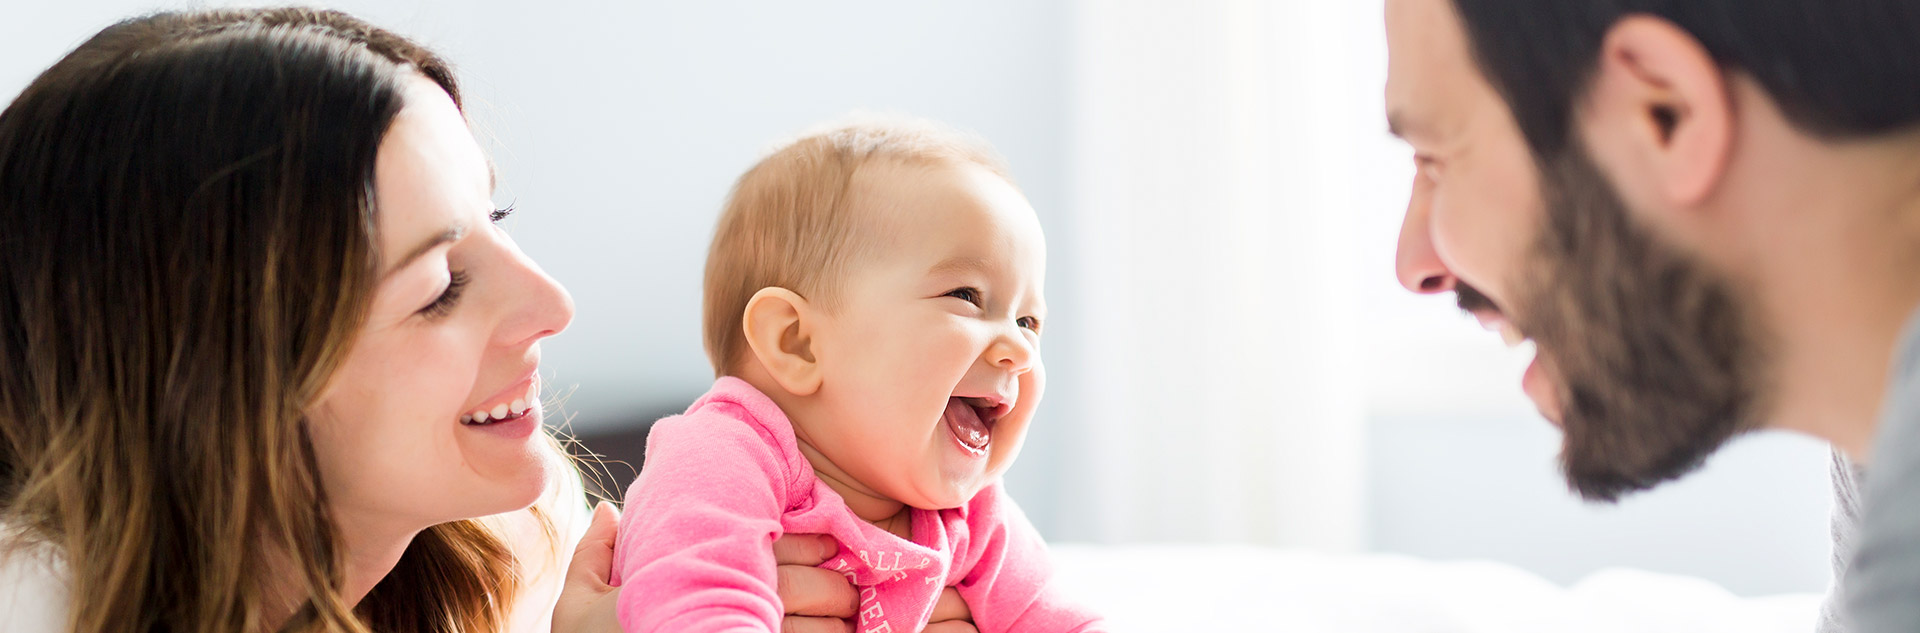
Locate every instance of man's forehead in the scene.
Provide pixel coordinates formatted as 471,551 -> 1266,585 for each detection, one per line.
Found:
1383,0 -> 1478,142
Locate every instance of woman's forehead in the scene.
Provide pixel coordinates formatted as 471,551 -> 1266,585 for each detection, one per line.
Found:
371,77 -> 491,274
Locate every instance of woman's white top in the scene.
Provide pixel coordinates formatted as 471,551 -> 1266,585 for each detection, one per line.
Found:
0,452 -> 592,633
0,532 -> 66,632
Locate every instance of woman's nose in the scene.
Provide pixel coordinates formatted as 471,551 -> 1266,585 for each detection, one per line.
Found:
495,250 -> 575,348
1396,184 -> 1455,295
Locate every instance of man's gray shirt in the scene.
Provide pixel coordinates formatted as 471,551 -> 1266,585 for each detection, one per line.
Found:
1823,451 -> 1863,633
1839,307 -> 1920,631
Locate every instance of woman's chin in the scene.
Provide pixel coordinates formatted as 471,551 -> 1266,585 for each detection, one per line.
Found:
456,434 -> 556,517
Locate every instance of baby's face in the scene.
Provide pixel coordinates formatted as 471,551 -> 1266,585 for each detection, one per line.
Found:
805,160 -> 1047,510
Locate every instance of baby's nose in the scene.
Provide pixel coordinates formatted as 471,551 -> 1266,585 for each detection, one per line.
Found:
989,333 -> 1035,373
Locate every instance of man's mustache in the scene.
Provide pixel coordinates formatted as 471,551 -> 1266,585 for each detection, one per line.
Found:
1456,282 -> 1498,315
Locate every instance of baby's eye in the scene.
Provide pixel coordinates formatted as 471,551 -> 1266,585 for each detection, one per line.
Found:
944,287 -> 982,306
1017,316 -> 1042,333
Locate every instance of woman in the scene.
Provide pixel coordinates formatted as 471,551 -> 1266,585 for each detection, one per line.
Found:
0,8 -> 863,633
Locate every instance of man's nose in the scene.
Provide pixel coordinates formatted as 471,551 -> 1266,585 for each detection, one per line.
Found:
1396,187 -> 1455,294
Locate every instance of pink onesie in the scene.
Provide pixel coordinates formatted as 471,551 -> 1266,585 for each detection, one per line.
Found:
610,377 -> 1104,633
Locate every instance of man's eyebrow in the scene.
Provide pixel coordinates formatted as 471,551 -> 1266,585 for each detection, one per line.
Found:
386,224 -> 469,279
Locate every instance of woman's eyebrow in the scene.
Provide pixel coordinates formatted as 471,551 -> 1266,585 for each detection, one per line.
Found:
384,223 -> 469,279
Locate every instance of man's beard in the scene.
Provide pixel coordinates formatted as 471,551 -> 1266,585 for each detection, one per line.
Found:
1491,143 -> 1769,503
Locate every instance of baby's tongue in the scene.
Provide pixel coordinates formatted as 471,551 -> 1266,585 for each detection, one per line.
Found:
943,397 -> 991,451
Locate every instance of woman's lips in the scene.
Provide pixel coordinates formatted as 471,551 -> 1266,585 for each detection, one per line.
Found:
461,376 -> 539,425
463,404 -> 540,440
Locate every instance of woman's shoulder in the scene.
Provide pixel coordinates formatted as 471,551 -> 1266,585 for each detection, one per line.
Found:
0,528 -> 70,633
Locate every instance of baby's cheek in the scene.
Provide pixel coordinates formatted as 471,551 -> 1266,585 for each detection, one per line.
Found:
1021,362 -> 1046,410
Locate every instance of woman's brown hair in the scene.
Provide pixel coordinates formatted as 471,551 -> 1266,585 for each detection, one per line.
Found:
0,8 -> 524,632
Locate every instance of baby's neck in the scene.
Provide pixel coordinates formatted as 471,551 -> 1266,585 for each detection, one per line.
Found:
791,435 -> 913,539
733,368 -> 915,538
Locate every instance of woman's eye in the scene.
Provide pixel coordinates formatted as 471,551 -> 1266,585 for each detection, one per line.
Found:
944,287 -> 982,306
420,270 -> 470,319
489,203 -> 516,224
1018,316 -> 1042,333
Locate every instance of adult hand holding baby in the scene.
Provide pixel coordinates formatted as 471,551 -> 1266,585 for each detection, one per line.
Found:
554,503 -> 623,633
926,588 -> 979,633
771,533 -> 859,632
555,503 -> 897,633
770,534 -> 976,633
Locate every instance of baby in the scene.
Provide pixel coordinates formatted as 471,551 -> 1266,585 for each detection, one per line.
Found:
611,117 -> 1103,633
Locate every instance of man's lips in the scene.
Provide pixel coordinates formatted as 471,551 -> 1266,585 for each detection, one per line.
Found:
1469,308 -> 1530,348
1463,301 -> 1562,424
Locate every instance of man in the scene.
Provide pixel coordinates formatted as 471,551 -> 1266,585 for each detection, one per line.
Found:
1383,0 -> 1920,630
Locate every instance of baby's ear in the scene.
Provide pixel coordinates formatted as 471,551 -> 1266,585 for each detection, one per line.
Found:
741,287 -> 823,396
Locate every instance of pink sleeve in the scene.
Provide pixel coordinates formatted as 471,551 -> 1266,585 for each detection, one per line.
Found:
954,485 -> 1107,633
611,407 -> 791,633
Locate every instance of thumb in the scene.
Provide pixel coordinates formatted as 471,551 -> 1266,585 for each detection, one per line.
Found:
568,501 -> 620,589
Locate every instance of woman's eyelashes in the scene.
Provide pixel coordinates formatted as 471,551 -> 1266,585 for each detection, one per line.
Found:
420,270 -> 470,319
416,204 -> 510,320
417,203 -> 511,320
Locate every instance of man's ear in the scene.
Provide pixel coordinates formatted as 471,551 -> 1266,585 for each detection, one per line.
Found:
1584,15 -> 1733,208
741,287 -> 823,397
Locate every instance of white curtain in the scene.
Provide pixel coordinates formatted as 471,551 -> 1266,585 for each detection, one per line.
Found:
1051,0 -> 1385,550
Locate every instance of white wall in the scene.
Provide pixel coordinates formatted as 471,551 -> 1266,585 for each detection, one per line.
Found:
2,0 -> 1836,598
1,0 -> 1072,431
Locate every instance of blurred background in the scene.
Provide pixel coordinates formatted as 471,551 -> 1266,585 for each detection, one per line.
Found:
4,0 -> 1835,599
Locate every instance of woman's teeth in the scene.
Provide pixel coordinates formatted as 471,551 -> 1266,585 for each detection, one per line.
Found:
461,383 -> 538,425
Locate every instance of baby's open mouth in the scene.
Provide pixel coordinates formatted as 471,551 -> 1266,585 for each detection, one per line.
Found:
943,396 -> 1008,454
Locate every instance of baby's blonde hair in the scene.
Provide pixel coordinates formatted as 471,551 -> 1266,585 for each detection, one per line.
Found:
703,115 -> 1012,375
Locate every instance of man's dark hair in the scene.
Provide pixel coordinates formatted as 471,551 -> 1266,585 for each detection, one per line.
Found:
1450,0 -> 1920,158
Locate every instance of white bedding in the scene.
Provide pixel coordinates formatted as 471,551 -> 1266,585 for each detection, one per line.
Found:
1048,544 -> 1823,632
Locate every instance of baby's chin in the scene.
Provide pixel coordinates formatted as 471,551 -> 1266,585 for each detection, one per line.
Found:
900,475 -> 995,511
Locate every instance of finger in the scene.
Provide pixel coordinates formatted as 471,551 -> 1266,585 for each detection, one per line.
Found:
567,501 -> 620,587
776,564 -> 858,618
779,616 -> 853,633
921,623 -> 979,633
553,583 -> 621,633
928,587 -> 972,623
772,533 -> 838,566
